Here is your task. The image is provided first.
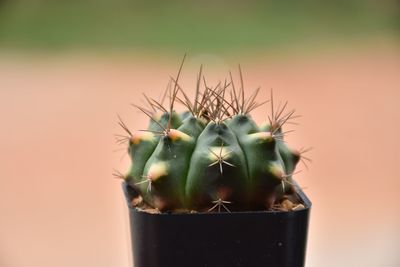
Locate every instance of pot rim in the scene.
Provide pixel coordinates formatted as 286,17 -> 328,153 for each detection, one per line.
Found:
122,181 -> 312,216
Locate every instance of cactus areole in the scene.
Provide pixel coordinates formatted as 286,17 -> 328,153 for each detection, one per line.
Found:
118,60 -> 312,267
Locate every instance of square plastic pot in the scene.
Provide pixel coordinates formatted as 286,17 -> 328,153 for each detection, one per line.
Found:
123,182 -> 311,267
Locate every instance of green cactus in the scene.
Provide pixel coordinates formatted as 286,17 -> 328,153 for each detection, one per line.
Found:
116,64 -> 310,213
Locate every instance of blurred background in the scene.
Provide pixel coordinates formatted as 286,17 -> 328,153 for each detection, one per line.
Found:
0,1 -> 399,267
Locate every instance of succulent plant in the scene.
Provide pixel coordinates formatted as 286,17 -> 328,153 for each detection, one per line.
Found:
116,60 -> 310,213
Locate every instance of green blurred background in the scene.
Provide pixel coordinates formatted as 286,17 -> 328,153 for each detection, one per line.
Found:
0,0 -> 398,53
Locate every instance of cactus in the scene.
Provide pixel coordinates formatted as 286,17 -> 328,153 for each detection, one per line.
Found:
116,62 -> 310,213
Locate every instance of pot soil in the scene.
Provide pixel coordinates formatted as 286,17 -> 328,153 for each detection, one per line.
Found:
123,182 -> 311,267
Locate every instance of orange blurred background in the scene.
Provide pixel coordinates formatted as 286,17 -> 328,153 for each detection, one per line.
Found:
1,1 -> 399,267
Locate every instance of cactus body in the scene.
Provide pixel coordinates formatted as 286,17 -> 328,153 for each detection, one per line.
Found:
119,67 -> 307,212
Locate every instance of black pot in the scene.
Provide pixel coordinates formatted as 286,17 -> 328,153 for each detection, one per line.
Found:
123,182 -> 311,267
